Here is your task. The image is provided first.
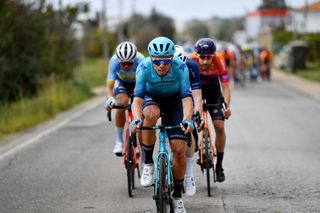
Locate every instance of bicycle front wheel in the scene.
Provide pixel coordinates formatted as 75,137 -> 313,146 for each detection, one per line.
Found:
204,128 -> 212,197
157,154 -> 169,213
126,135 -> 135,197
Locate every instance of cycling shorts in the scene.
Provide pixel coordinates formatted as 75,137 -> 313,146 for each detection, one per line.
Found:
142,93 -> 187,142
113,80 -> 135,96
201,85 -> 225,121
207,105 -> 225,121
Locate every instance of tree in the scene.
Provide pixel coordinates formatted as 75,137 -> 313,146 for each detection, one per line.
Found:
0,0 -> 86,102
149,9 -> 176,39
185,20 -> 210,40
259,0 -> 287,9
135,24 -> 160,53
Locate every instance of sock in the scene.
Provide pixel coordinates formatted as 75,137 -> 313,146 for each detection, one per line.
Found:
185,157 -> 194,177
216,152 -> 224,168
143,144 -> 154,164
172,177 -> 184,198
116,127 -> 124,143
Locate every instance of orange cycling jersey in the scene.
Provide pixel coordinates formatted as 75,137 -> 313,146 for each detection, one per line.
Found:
188,52 -> 229,86
216,50 -> 235,67
260,50 -> 273,63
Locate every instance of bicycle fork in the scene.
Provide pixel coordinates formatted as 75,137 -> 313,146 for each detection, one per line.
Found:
153,131 -> 173,202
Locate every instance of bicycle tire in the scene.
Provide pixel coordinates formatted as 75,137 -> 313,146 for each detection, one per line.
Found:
204,128 -> 211,197
126,135 -> 134,197
132,136 -> 136,189
157,154 -> 168,213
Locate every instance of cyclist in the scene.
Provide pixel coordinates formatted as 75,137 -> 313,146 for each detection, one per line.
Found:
259,47 -> 273,80
188,38 -> 231,183
104,41 -> 145,156
130,37 -> 194,213
174,45 -> 202,196
217,46 -> 236,88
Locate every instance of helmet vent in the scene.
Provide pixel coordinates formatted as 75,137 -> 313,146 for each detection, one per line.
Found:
153,43 -> 158,52
165,43 -> 170,52
159,44 -> 163,51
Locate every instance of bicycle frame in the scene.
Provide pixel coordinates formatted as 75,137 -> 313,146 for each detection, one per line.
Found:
107,98 -> 141,197
199,104 -> 215,167
140,119 -> 182,212
107,100 -> 140,167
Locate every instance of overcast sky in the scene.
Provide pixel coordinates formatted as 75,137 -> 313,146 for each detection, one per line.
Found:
54,0 -> 310,21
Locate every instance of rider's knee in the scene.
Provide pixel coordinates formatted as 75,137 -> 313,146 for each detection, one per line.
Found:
143,108 -> 159,122
116,93 -> 129,105
171,143 -> 186,160
214,122 -> 225,135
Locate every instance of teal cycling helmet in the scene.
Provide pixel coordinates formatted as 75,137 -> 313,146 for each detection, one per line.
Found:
147,37 -> 175,57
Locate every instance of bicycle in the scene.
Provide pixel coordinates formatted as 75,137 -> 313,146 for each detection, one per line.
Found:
134,113 -> 190,213
195,99 -> 227,197
107,98 -> 141,197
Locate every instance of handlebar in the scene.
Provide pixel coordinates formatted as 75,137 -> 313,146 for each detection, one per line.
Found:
107,104 -> 131,121
139,124 -> 192,147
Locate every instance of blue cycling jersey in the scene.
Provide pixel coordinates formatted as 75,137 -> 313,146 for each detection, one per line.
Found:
134,56 -> 192,99
186,59 -> 201,90
106,53 -> 145,83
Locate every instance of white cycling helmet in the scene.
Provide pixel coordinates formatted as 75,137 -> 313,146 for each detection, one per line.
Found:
174,45 -> 188,63
115,41 -> 137,62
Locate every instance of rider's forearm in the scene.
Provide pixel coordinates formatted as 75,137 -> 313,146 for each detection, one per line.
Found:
222,83 -> 231,107
182,96 -> 193,121
132,97 -> 144,120
105,81 -> 115,99
192,89 -> 202,114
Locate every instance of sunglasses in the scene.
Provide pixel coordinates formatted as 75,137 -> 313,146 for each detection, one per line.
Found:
152,58 -> 172,66
198,55 -> 214,60
120,61 -> 134,66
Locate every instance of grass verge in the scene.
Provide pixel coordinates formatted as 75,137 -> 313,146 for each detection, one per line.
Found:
292,65 -> 320,83
0,58 -> 106,141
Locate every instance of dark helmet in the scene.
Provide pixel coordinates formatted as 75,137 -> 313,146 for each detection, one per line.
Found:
195,38 -> 216,55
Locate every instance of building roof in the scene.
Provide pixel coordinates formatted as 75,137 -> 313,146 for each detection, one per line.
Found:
298,1 -> 320,12
246,9 -> 288,17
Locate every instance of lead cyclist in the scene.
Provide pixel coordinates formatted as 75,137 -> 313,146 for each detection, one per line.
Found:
130,37 -> 194,213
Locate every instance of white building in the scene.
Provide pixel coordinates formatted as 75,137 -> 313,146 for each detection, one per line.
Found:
286,0 -> 320,33
245,9 -> 288,38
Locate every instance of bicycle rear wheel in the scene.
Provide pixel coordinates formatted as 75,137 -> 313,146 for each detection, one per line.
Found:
156,154 -> 169,213
204,128 -> 212,197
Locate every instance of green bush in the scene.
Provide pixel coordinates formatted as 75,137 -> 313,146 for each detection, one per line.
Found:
0,1 -> 85,102
305,33 -> 320,65
273,31 -> 320,65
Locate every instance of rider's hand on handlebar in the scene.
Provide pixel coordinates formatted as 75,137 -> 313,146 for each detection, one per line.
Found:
104,97 -> 116,110
130,119 -> 143,133
195,120 -> 204,132
194,111 -> 204,132
180,120 -> 195,135
221,107 -> 231,119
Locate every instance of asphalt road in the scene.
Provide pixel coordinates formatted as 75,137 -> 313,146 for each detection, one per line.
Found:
1,80 -> 320,213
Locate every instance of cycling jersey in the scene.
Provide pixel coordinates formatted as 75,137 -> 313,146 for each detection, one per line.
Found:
186,59 -> 201,90
134,56 -> 192,142
188,52 -> 229,86
134,57 -> 192,99
188,52 -> 229,105
260,50 -> 272,64
106,52 -> 145,83
216,50 -> 235,67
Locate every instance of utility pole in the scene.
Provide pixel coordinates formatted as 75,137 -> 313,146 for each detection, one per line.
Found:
101,0 -> 109,60
130,0 -> 137,42
303,0 -> 308,38
118,0 -> 124,42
